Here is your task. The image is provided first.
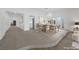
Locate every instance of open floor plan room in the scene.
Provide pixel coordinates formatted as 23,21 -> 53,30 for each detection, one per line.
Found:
0,8 -> 79,50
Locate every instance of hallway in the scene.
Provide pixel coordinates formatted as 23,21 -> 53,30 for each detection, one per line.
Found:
0,26 -> 73,50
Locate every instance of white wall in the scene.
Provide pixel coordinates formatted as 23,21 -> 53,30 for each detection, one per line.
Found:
23,9 -> 46,31
6,11 -> 24,30
7,8 -> 79,31
1,8 -> 79,40
4,8 -> 46,31
46,8 -> 79,31
0,8 -> 46,40
14,14 -> 24,30
0,10 -> 10,40
0,9 -> 25,40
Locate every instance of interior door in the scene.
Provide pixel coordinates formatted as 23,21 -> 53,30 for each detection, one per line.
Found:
32,17 -> 35,30
29,17 -> 35,30
56,16 -> 64,28
13,20 -> 16,26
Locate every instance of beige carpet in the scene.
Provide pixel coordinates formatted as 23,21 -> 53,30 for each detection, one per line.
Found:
0,26 -> 73,50
31,32 -> 73,50
0,26 -> 56,50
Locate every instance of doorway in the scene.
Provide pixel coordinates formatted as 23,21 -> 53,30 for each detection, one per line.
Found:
11,20 -> 16,26
29,17 -> 35,30
32,18 -> 35,30
56,16 -> 64,29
